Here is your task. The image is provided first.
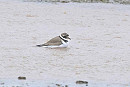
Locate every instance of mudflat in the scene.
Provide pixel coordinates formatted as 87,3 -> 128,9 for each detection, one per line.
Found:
0,1 -> 130,87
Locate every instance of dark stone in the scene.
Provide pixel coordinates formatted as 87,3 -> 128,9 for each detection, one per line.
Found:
61,1 -> 69,3
56,84 -> 61,87
0,82 -> 4,85
18,76 -> 26,80
55,84 -> 68,87
65,85 -> 68,87
76,80 -> 88,86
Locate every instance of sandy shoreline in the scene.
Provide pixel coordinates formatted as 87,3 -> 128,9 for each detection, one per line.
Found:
0,0 -> 130,87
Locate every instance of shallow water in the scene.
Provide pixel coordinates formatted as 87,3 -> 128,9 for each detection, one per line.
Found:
0,79 -> 128,87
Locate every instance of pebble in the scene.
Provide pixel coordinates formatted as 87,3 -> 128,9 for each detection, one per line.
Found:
18,76 -> 26,80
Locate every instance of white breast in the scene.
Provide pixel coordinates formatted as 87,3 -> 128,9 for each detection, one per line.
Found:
59,39 -> 69,47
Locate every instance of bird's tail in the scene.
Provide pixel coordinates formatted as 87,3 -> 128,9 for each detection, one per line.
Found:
36,44 -> 43,47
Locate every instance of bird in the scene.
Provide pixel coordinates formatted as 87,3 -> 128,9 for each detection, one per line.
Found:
36,33 -> 71,48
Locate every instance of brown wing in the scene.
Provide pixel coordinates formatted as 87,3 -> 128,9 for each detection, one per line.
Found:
43,36 -> 62,46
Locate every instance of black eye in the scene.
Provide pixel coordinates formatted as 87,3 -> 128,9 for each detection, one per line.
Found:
63,36 -> 67,38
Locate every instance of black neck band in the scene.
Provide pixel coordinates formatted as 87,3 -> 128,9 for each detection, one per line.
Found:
59,36 -> 68,42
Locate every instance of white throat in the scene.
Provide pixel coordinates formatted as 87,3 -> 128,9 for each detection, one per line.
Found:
59,35 -> 70,47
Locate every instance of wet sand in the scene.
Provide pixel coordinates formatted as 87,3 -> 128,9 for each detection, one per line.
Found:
0,1 -> 130,87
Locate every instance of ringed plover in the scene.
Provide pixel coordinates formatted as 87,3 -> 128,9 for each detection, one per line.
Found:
36,33 -> 71,48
